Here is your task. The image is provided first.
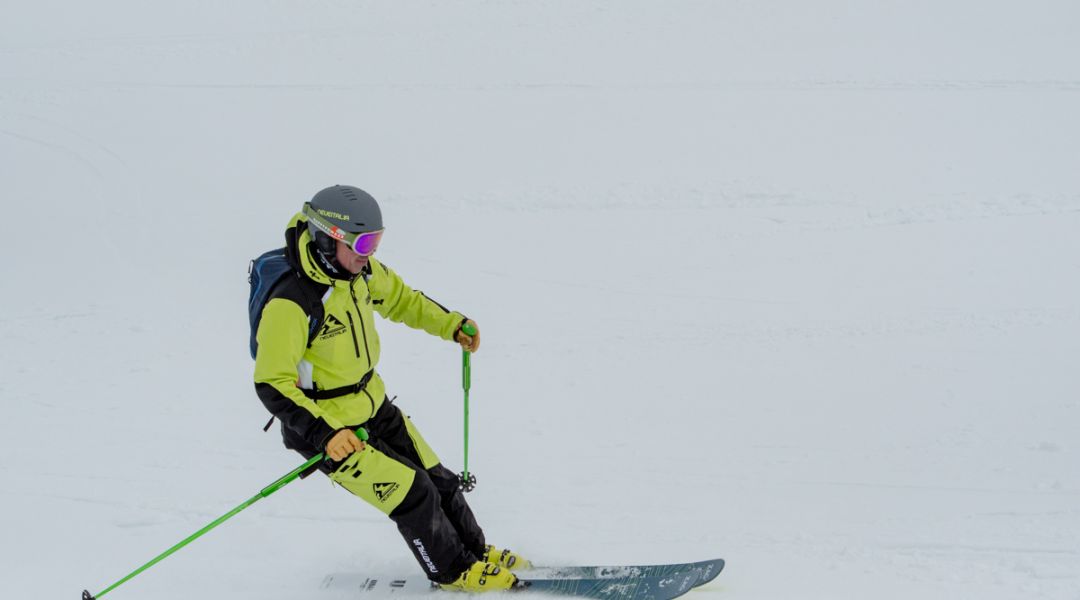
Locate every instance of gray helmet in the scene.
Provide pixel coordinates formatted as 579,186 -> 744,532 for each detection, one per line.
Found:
307,184 -> 383,235
306,185 -> 383,256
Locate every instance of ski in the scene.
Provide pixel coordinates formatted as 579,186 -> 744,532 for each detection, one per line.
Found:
517,568 -> 702,600
527,558 -> 725,588
320,567 -> 704,600
323,558 -> 724,597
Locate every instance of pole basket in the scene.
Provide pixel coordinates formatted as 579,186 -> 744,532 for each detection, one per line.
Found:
458,471 -> 477,492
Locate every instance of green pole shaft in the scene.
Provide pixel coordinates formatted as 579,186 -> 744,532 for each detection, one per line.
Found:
88,427 -> 368,599
462,344 -> 471,479
461,323 -> 476,480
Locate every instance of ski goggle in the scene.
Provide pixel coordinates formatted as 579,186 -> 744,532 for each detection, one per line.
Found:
304,203 -> 384,256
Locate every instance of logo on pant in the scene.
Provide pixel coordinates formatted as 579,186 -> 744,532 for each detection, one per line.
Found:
373,482 -> 400,502
413,538 -> 439,574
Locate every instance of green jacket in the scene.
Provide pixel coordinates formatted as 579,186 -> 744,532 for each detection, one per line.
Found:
254,213 -> 467,450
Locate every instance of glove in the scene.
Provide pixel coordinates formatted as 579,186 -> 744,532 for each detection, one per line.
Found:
325,428 -> 366,461
455,319 -> 481,353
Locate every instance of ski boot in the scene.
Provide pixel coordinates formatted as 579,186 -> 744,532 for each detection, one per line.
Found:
482,544 -> 533,570
441,561 -> 517,592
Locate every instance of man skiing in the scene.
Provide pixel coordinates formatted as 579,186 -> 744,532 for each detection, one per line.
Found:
253,185 -> 527,591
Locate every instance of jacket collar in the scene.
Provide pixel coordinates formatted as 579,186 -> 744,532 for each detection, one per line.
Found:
286,212 -> 371,287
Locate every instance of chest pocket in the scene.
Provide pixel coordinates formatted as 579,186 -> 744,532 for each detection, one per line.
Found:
342,280 -> 379,364
308,284 -> 374,367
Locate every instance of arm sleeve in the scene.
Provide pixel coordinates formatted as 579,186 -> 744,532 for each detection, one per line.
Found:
368,259 -> 466,341
253,297 -> 345,449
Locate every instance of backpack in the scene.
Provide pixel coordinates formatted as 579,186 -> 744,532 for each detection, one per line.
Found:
247,247 -> 325,359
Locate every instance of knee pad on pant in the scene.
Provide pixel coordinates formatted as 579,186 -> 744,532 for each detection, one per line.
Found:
329,446 -> 417,515
390,469 -> 442,519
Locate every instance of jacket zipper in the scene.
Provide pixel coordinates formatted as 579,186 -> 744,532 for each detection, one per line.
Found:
349,284 -> 373,365
346,312 -> 361,358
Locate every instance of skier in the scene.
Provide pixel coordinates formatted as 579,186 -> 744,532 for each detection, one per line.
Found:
253,185 -> 528,591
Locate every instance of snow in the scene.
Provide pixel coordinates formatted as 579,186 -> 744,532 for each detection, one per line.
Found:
2,2 -> 1079,599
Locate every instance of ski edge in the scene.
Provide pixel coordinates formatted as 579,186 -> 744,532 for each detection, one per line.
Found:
517,567 -> 703,600
322,561 -> 720,599
527,558 -> 725,588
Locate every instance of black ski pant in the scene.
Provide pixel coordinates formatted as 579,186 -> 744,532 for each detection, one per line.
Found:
282,400 -> 484,583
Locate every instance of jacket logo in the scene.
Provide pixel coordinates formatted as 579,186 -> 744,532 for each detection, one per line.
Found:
320,314 -> 347,339
373,482 -> 400,502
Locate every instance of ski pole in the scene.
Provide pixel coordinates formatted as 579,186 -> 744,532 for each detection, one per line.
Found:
458,322 -> 477,492
83,427 -> 369,600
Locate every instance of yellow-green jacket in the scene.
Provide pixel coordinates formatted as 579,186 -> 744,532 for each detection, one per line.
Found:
254,213 -> 467,450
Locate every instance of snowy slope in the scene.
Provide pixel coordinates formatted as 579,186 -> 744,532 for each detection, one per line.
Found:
2,2 -> 1078,599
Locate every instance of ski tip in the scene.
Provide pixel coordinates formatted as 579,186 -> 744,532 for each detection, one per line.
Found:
693,559 -> 725,588
82,591 -> 95,600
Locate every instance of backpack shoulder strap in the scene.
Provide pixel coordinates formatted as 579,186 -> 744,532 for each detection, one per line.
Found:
297,273 -> 328,348
277,271 -> 328,349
